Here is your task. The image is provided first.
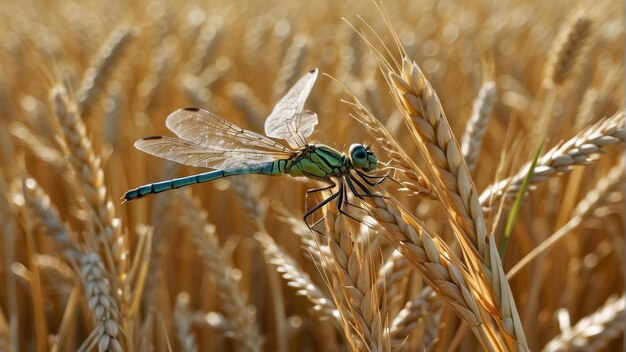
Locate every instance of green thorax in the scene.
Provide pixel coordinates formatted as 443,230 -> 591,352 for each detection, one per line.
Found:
282,144 -> 350,180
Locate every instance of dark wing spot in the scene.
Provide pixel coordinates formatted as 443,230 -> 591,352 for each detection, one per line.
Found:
183,107 -> 200,112
143,136 -> 162,140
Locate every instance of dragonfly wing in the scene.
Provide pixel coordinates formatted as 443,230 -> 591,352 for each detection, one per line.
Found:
134,136 -> 288,170
165,107 -> 294,154
264,69 -> 319,148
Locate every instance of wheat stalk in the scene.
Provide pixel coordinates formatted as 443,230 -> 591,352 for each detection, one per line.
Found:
542,295 -> 625,352
480,110 -> 625,205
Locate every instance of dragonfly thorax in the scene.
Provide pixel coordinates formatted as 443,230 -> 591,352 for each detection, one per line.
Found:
349,144 -> 377,172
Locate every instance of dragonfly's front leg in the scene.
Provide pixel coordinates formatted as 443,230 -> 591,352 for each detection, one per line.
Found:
355,170 -> 401,187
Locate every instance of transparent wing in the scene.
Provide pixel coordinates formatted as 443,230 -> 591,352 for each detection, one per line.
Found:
264,68 -> 319,148
134,136 -> 290,170
165,107 -> 295,154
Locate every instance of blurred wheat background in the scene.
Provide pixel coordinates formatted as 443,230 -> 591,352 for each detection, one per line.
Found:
0,0 -> 624,351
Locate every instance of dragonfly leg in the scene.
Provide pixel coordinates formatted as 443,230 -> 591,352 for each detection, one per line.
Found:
356,170 -> 401,187
304,181 -> 336,228
303,187 -> 341,232
336,180 -> 369,225
305,181 -> 336,213
347,174 -> 388,200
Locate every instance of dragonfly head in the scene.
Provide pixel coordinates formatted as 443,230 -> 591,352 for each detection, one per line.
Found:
349,143 -> 377,172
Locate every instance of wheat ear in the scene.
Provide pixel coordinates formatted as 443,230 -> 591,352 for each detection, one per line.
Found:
508,159 -> 625,279
543,12 -> 593,89
542,295 -> 624,352
480,110 -> 625,205
387,58 -> 527,349
51,86 -> 128,289
322,203 -> 388,351
363,196 -> 493,347
77,25 -> 136,112
177,191 -> 262,352
389,287 -> 441,348
461,81 -> 497,173
22,177 -> 78,257
255,232 -> 338,322
173,292 -> 199,352
78,251 -> 122,352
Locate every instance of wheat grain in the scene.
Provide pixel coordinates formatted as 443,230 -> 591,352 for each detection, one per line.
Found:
78,251 -> 123,352
322,204 -> 388,352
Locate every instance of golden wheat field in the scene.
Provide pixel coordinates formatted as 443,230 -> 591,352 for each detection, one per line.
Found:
0,0 -> 624,351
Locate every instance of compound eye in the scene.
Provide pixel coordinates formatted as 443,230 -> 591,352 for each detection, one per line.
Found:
353,148 -> 367,161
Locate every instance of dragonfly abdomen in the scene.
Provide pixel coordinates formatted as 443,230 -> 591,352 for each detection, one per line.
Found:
122,162 -> 285,202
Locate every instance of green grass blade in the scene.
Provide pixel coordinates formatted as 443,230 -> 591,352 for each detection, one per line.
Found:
499,139 -> 546,259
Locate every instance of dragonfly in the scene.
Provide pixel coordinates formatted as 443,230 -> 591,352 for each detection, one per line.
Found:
122,69 -> 386,229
